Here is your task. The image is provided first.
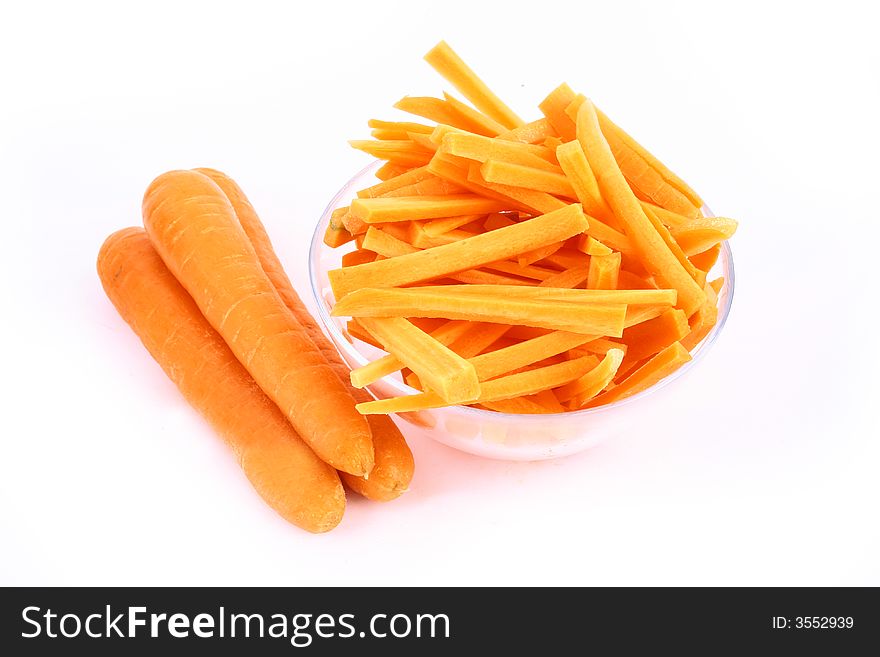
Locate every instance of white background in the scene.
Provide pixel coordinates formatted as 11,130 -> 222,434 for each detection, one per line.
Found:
2,0 -> 878,586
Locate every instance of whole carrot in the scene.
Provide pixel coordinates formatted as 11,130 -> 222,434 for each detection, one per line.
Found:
195,168 -> 414,501
142,170 -> 373,476
97,228 -> 345,532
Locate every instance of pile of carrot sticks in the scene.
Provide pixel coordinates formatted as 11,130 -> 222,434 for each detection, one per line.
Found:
98,169 -> 413,533
325,41 -> 737,415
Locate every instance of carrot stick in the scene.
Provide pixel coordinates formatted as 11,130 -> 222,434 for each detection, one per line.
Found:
670,217 -> 738,256
440,131 -> 558,170
348,319 -> 382,348
374,162 -> 411,180
615,308 -> 689,380
442,91 -> 507,136
538,82 -> 578,141
361,226 -> 419,258
398,284 -> 676,306
328,204 -> 588,298
357,317 -> 480,404
690,243 -> 721,272
575,99 -> 706,315
641,204 -> 702,283
480,159 -> 576,198
98,228 -> 345,532
142,170 -> 374,476
393,96 -> 464,128
422,213 -> 486,237
424,40 -> 524,129
333,288 -> 627,336
350,320 -> 472,388
586,342 -> 691,407
356,355 -> 600,414
497,117 -> 557,144
369,118 -> 434,139
350,194 -> 507,224
379,175 -> 467,199
466,162 -> 569,215
341,249 -> 377,267
517,241 -> 567,268
480,396 -> 554,414
485,260 -> 557,281
195,168 -> 412,500
539,264 -> 591,289
450,269 -> 534,286
555,140 -> 616,224
470,331 -> 597,381
555,349 -> 625,407
596,107 -> 704,209
324,213 -> 355,248
349,139 -> 433,167
357,165 -> 433,198
577,235 -> 613,256
447,322 -> 512,359
681,284 -> 719,351
639,201 -> 692,228
587,252 -> 621,290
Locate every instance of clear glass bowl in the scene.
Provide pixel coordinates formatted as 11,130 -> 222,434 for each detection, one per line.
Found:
309,161 -> 735,461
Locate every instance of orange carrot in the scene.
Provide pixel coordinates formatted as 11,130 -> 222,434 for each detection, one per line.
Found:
142,170 -> 373,476
440,131 -> 558,170
670,217 -> 738,256
555,140 -> 616,223
577,235 -> 613,256
615,308 -> 689,380
424,41 -> 524,129
497,118 -> 557,144
350,194 -> 506,224
690,243 -> 722,272
539,264 -> 591,289
357,165 -> 433,198
98,228 -> 345,532
538,82 -> 578,141
480,159 -> 576,198
341,249 -> 377,267
195,168 -> 412,500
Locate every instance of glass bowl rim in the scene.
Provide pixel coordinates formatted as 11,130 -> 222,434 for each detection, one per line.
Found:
308,160 -> 735,423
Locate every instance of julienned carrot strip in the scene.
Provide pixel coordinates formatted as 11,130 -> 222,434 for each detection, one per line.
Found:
670,217 -> 738,256
447,322 -> 511,359
485,260 -> 556,281
427,152 -> 526,206
480,159 -> 576,198
361,226 -> 419,258
617,269 -> 656,290
409,225 -> 478,248
328,204 -> 588,298
578,338 -> 628,356
374,162 -> 410,180
333,288 -> 627,337
578,235 -> 613,256
465,163 -> 569,215
394,96 -> 464,128
640,201 -> 692,228
450,269 -> 533,286
596,107 -> 704,209
615,308 -> 689,380
690,243 -> 722,272
404,285 -> 676,306
479,396 -> 553,414
640,204 -> 702,285
324,215 -> 355,248
709,277 -> 724,295
497,118 -> 557,144
341,249 -> 376,267
518,241 -> 566,268
587,252 -> 621,290
470,331 -> 597,381
350,194 -> 506,224
195,168 -> 413,501
484,213 -> 518,231
539,265 -> 590,289
357,165 -> 433,198
369,119 -> 434,139
380,175 -> 467,199
356,355 -> 599,414
681,284 -> 719,351
442,92 -> 507,136
358,317 -> 480,404
624,304 -> 667,328
98,228 -> 345,532
143,170 -> 374,476
407,131 -> 440,151
441,132 -> 558,170
576,99 -> 707,315
586,342 -> 692,407
529,389 -> 568,413
555,349 -> 625,407
350,320 -> 472,388
539,83 -> 578,141
555,140 -> 616,224
349,139 -> 433,167
422,213 -> 486,237
424,41 -> 524,129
